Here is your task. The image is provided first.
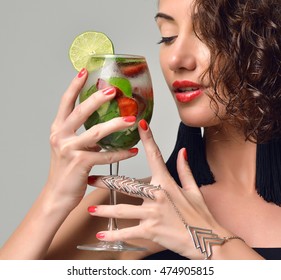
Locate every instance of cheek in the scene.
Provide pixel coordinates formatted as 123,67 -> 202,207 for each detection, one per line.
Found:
195,41 -> 211,74
159,49 -> 170,81
178,106 -> 218,127
175,97 -> 227,128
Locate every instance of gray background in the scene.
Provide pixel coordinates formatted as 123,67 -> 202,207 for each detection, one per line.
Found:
0,0 -> 179,246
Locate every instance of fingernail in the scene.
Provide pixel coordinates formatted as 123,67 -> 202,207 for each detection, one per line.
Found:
129,147 -> 139,154
139,119 -> 148,131
88,206 -> 97,213
123,116 -> 136,122
183,148 -> 188,161
96,232 -> 105,239
77,68 -> 87,78
103,87 -> 116,95
88,176 -> 97,185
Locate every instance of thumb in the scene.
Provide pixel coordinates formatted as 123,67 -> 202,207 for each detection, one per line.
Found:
177,148 -> 199,192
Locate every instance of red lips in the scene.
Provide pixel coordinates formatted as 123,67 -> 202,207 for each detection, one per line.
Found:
172,80 -> 203,103
172,80 -> 201,89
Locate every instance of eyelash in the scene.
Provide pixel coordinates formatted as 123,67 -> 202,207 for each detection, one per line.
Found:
157,36 -> 177,45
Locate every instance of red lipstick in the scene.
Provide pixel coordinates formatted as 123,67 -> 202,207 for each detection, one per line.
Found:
172,80 -> 203,103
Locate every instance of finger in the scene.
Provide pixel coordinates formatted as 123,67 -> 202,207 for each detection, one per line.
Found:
138,120 -> 169,178
88,175 -> 108,188
78,148 -> 139,168
176,148 -> 198,191
96,225 -> 145,242
88,175 -> 152,187
87,145 -> 102,152
65,87 -> 116,132
54,69 -> 88,124
88,204 -> 146,219
73,115 -> 136,149
88,175 -> 160,200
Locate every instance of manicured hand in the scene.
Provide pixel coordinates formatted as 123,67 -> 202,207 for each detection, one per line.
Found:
88,120 -> 229,259
45,69 -> 139,212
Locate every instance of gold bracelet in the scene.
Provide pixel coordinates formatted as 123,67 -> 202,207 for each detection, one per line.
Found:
223,236 -> 245,243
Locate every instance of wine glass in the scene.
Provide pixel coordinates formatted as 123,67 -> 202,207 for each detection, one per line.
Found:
77,54 -> 154,251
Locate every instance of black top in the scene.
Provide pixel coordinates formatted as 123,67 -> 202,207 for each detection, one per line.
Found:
143,123 -> 281,260
143,248 -> 281,260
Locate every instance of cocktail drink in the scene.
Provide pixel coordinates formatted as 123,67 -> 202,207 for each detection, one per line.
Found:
77,54 -> 153,251
80,54 -> 153,150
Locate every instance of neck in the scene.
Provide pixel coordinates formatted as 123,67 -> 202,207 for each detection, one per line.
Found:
204,126 -> 257,193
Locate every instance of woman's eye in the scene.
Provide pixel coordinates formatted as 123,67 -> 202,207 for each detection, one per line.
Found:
157,36 -> 177,45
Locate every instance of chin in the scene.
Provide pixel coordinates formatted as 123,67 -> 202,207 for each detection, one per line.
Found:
177,107 -> 220,128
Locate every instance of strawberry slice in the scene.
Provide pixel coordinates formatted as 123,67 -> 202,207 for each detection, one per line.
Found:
120,62 -> 147,77
96,78 -> 123,97
116,97 -> 138,117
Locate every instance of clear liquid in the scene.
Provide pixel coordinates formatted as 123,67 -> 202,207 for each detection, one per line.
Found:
80,56 -> 154,150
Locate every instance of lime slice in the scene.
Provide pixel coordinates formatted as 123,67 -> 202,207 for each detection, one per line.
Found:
86,55 -> 107,73
108,77 -> 132,97
69,31 -> 114,71
79,84 -> 97,103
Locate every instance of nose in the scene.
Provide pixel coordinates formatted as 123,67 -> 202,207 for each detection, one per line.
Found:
168,35 -> 197,73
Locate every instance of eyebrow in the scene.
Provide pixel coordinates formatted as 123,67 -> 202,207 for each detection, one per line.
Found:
154,12 -> 174,21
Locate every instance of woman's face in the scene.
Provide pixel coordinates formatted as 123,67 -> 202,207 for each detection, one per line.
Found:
156,0 -> 225,127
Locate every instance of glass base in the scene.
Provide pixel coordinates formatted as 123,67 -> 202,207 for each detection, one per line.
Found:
77,241 -> 147,251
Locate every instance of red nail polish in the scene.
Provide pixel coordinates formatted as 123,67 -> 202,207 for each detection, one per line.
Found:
88,206 -> 97,213
103,87 -> 116,95
96,232 -> 105,239
183,148 -> 188,161
139,119 -> 148,130
77,68 -> 87,78
129,147 -> 139,154
123,116 -> 136,122
88,176 -> 97,185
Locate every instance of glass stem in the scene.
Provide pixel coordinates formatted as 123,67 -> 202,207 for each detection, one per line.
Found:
108,162 -> 119,231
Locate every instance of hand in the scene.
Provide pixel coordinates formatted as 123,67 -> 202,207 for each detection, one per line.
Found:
45,69 -> 139,212
88,120 -> 230,259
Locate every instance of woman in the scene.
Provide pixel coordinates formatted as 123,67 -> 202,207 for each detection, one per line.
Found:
1,0 -> 281,260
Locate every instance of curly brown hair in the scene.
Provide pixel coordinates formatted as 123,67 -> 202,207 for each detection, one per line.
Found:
193,0 -> 281,143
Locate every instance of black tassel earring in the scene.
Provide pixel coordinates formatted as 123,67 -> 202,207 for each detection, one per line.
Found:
166,122 -> 215,187
256,138 -> 281,206
166,123 -> 281,206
